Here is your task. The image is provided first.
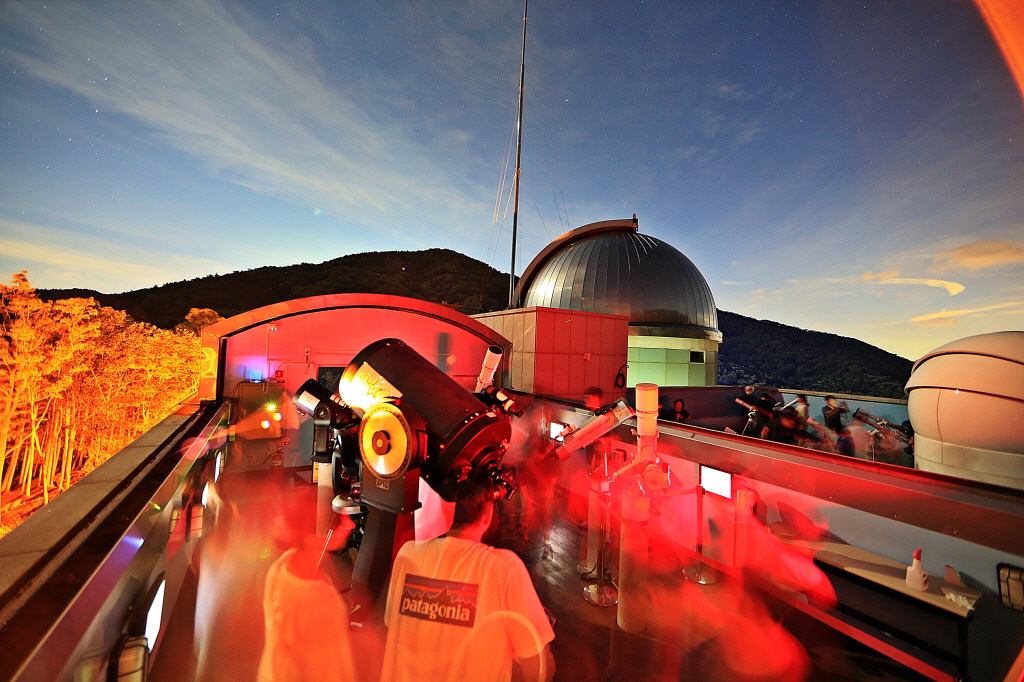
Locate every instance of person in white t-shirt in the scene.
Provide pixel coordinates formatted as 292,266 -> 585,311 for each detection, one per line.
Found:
257,513 -> 357,682
381,478 -> 555,682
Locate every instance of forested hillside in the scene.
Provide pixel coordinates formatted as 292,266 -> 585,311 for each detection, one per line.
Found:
41,249 -> 509,329
39,249 -> 913,398
716,310 -> 912,398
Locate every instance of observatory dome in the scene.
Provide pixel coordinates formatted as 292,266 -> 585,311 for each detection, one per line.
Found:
906,331 -> 1024,491
515,219 -> 719,336
514,218 -> 721,387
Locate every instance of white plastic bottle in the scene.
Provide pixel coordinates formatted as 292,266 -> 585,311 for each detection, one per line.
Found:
906,548 -> 929,591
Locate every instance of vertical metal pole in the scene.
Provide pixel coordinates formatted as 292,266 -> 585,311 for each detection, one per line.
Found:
509,0 -> 528,308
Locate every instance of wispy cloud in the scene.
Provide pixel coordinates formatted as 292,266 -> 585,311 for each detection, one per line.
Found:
0,218 -> 226,292
913,316 -> 959,327
910,301 -> 1024,325
933,240 -> 1024,271
862,271 -> 964,296
3,0 -> 489,239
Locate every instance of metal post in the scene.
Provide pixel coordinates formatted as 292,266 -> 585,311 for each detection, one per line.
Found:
509,0 -> 528,308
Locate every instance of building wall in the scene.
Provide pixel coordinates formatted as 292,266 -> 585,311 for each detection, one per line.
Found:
473,307 -> 630,403
626,334 -> 719,387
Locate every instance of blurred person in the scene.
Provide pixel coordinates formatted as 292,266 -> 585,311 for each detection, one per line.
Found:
193,474 -> 283,682
381,477 -> 555,682
257,507 -> 359,682
644,488 -> 832,682
735,386 -> 772,437
751,393 -> 778,439
772,409 -> 801,446
822,396 -> 855,457
773,409 -> 823,449
902,420 -> 915,456
580,385 -> 614,477
516,424 -> 561,551
667,399 -> 691,423
583,386 -> 604,412
781,395 -> 823,432
734,385 -> 757,413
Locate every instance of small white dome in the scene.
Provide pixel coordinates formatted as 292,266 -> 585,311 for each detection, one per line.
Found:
906,331 -> 1024,490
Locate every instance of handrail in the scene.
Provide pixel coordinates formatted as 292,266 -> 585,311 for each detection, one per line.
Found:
0,399 -> 225,682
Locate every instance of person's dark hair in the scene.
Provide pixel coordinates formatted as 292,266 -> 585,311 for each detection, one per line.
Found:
583,386 -> 603,398
674,399 -> 684,409
452,478 -> 498,526
824,395 -> 836,402
797,394 -> 808,403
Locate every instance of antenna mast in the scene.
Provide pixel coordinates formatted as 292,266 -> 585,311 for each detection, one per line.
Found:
509,0 -> 528,308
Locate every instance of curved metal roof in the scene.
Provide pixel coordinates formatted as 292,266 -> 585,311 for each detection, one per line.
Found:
516,219 -> 719,333
911,331 -> 1024,371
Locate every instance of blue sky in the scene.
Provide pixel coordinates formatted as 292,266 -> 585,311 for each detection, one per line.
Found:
1,0 -> 1023,360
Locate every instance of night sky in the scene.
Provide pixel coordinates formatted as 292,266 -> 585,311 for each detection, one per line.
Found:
2,0 -> 1022,360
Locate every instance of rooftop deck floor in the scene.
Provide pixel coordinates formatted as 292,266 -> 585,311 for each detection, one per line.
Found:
150,469 -> 935,682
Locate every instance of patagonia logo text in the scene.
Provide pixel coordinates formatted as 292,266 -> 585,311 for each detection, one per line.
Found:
399,574 -> 478,627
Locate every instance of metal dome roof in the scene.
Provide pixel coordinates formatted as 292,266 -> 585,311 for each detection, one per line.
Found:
515,218 -> 719,334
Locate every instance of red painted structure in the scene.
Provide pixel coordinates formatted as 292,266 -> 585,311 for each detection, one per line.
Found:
199,293 -> 510,402
473,306 -> 629,403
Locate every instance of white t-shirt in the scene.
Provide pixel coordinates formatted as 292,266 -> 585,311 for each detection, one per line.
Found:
257,549 -> 357,682
381,537 -> 555,682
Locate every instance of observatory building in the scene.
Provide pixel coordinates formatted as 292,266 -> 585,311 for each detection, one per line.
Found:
512,217 -> 721,388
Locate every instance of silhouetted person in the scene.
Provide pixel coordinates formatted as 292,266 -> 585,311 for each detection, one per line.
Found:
822,396 -> 854,457
734,385 -> 756,413
902,420 -> 915,455
753,393 -> 778,439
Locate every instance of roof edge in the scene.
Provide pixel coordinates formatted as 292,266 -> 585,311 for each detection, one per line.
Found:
202,293 -> 509,346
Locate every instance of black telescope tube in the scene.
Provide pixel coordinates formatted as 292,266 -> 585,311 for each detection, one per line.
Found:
344,339 -> 491,443
343,339 -> 511,500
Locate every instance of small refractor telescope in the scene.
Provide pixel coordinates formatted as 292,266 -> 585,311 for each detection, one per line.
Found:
852,408 -> 909,438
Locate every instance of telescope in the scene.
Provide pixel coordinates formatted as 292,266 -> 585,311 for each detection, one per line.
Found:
552,399 -> 635,460
315,338 -> 519,616
292,378 -> 362,484
339,338 -> 514,504
852,408 -> 909,438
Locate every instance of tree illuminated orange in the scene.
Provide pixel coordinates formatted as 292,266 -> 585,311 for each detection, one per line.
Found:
1,273 -> 205,535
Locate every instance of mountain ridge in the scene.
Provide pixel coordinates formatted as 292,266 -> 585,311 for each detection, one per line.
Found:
36,248 -> 912,398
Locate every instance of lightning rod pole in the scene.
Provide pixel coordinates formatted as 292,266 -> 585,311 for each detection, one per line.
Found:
509,0 -> 528,309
